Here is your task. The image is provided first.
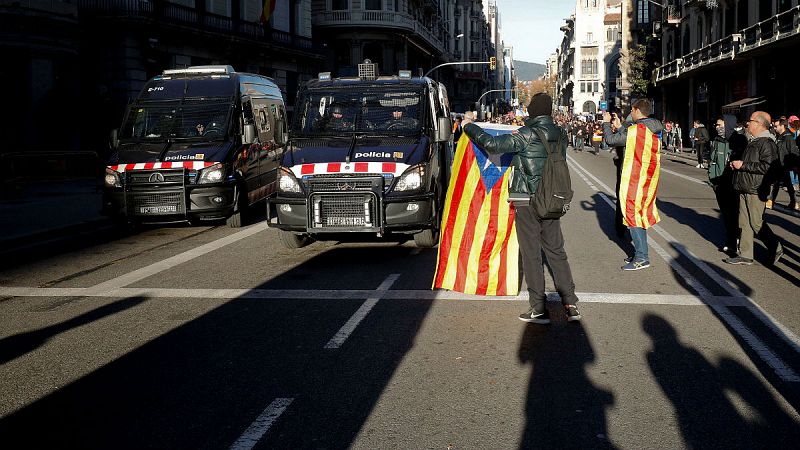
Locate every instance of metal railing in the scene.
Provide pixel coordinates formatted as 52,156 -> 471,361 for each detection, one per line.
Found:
75,0 -> 317,51
317,10 -> 446,55
654,5 -> 800,83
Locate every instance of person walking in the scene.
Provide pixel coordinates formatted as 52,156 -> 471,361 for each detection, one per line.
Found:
603,99 -> 664,271
708,115 -> 747,256
724,111 -> 783,266
674,123 -> 683,153
767,117 -> 799,211
693,120 -> 710,168
462,93 -> 581,324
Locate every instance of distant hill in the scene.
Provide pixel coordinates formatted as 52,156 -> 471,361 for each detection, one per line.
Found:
514,60 -> 546,81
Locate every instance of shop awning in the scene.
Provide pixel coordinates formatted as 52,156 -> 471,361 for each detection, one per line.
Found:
722,97 -> 766,111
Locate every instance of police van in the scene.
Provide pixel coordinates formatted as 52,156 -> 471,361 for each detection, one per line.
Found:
103,65 -> 288,227
269,63 -> 453,248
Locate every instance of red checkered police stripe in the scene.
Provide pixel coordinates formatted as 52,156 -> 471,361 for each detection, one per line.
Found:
290,162 -> 410,178
107,162 -> 215,172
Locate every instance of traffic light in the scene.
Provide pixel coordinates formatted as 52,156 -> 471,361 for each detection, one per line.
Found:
489,57 -> 497,70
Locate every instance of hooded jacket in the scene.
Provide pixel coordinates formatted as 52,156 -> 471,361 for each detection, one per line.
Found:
708,114 -> 742,185
732,131 -> 778,197
776,130 -> 799,167
602,117 -> 665,148
463,115 -> 566,195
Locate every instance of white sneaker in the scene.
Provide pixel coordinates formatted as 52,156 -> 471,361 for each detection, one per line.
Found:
695,163 -> 702,168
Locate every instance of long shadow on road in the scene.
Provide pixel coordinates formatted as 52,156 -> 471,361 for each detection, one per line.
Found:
643,313 -> 800,448
518,318 -> 617,449
0,245 -> 435,449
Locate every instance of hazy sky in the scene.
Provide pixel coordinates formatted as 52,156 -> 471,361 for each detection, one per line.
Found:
495,0 -> 576,64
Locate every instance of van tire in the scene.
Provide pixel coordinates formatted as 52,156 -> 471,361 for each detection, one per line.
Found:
414,179 -> 442,248
226,187 -> 248,228
279,231 -> 309,249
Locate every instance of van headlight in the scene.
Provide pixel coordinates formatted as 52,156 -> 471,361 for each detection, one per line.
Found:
198,163 -> 225,184
104,168 -> 122,188
394,165 -> 425,192
278,167 -> 302,194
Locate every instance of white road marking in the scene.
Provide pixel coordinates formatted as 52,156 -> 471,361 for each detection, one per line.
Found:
86,223 -> 270,293
567,155 -> 800,382
229,398 -> 293,450
0,286 -> 751,306
660,167 -> 708,185
324,274 -> 400,349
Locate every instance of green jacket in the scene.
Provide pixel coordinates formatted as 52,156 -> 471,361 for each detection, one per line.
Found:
463,115 -> 566,195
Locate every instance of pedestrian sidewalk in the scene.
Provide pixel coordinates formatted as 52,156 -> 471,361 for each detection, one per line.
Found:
0,179 -> 109,249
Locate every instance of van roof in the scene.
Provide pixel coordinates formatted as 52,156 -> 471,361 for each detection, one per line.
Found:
303,77 -> 434,91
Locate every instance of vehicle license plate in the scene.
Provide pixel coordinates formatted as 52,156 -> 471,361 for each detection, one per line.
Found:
140,205 -> 177,214
326,217 -> 365,226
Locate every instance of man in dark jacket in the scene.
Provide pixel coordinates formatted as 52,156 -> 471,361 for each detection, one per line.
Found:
724,111 -> 782,266
461,93 -> 580,324
603,99 -> 664,271
693,120 -> 710,168
708,114 -> 747,255
767,118 -> 798,211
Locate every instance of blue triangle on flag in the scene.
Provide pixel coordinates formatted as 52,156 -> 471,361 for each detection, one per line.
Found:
471,142 -> 514,191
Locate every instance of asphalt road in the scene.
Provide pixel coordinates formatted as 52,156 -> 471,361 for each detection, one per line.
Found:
1,148 -> 799,449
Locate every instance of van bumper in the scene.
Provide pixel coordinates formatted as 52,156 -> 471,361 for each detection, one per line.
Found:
102,184 -> 237,223
269,193 -> 435,233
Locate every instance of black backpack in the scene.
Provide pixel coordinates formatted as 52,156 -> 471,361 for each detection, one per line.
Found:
531,128 -> 573,219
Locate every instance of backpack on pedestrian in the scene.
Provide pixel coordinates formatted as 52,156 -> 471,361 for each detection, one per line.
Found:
531,129 -> 574,219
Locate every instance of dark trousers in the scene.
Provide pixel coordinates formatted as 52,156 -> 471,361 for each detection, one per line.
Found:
713,182 -> 739,251
770,169 -> 797,206
515,205 -> 579,312
696,143 -> 708,165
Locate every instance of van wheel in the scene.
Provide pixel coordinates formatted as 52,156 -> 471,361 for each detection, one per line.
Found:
226,188 -> 248,228
414,180 -> 442,248
279,231 -> 310,249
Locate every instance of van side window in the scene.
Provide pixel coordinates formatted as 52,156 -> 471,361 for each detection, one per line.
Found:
259,109 -> 270,132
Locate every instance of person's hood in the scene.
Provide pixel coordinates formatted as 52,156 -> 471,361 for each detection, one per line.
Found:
523,115 -> 555,128
281,136 -> 429,168
722,114 -> 737,140
110,140 -> 235,165
636,117 -> 664,134
754,130 -> 777,142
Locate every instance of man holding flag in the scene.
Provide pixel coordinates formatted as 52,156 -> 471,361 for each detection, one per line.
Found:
462,93 -> 581,324
602,99 -> 664,271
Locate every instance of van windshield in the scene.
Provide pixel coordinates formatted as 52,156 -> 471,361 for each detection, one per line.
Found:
120,99 -> 232,141
293,88 -> 424,137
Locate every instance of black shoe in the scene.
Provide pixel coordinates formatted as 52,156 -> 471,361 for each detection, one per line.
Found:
723,256 -> 754,265
519,308 -> 550,324
565,305 -> 581,322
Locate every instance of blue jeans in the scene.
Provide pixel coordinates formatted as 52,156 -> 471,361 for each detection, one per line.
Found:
629,226 -> 649,261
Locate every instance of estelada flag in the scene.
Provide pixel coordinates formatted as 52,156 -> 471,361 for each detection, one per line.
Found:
260,0 -> 277,23
619,123 -> 661,229
433,131 -> 520,296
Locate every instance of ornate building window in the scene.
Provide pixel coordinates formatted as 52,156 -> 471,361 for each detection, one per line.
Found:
332,0 -> 348,11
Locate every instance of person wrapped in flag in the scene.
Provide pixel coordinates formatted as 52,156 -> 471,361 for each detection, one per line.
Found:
461,93 -> 581,324
602,99 -> 664,271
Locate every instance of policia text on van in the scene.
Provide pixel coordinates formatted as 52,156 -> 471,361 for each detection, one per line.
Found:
103,65 -> 287,227
269,66 -> 453,248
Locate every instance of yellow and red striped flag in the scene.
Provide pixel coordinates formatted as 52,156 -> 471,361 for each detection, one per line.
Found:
619,123 -> 662,229
432,131 -> 520,296
260,0 -> 277,23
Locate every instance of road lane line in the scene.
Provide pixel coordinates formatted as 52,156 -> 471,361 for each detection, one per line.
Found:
86,222 -> 270,293
324,274 -> 400,349
0,286 -> 752,306
229,397 -> 294,450
567,156 -> 800,382
660,167 -> 707,185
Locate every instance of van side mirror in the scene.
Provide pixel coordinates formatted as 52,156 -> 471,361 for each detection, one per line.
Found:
436,117 -> 452,142
109,128 -> 119,151
243,124 -> 257,145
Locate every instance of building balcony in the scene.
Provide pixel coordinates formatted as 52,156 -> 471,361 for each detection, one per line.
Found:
580,40 -> 598,47
655,5 -> 800,83
316,10 -> 446,55
685,0 -> 717,10
73,0 -> 319,53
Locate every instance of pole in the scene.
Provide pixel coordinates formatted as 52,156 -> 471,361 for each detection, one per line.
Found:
476,89 -> 516,121
424,61 -> 492,78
